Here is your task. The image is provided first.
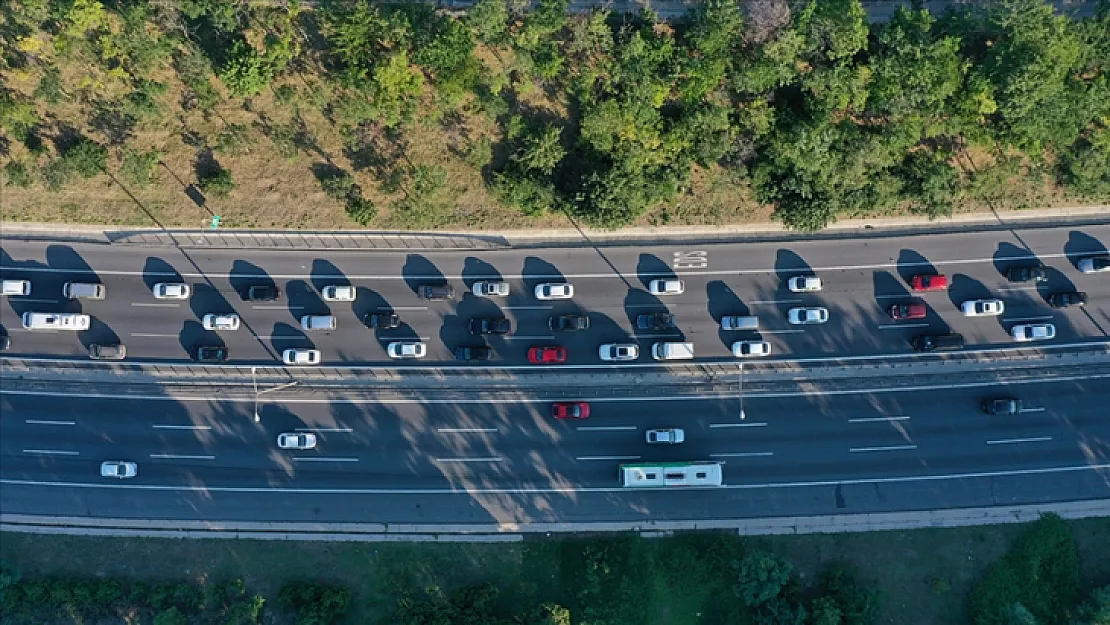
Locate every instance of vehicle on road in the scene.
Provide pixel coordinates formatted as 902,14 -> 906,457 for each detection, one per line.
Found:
454,345 -> 492,362
645,428 -> 685,444
961,299 -> 1004,317
419,283 -> 454,300
321,285 -> 356,302
731,341 -> 770,357
1011,323 -> 1055,342
22,312 -> 90,331
982,398 -> 1023,415
387,341 -> 427,359
152,283 -> 190,300
472,281 -> 510,297
100,461 -> 138,478
652,342 -> 694,360
246,285 -> 280,301
88,343 -> 126,360
1005,265 -> 1048,283
636,313 -> 675,332
1048,291 -> 1087,308
549,314 -> 590,331
282,348 -> 321,365
63,282 -> 105,300
912,333 -> 964,352
203,313 -> 240,331
300,314 -> 336,331
534,282 -> 574,300
619,461 -> 724,487
889,302 -> 927,320
1,279 -> 31,296
649,278 -> 684,295
720,316 -> 759,331
469,317 -> 510,335
195,345 -> 229,363
277,432 -> 317,450
909,274 -> 948,292
365,312 -> 401,329
787,275 -> 822,292
787,307 -> 829,325
552,401 -> 590,419
599,343 -> 639,361
529,346 -> 567,364
0,331 -> 9,351
1078,256 -> 1110,274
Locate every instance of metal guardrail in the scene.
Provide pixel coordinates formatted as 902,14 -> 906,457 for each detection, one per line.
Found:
104,230 -> 510,251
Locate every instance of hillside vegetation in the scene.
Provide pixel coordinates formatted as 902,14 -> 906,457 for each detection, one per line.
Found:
1,0 -> 1109,231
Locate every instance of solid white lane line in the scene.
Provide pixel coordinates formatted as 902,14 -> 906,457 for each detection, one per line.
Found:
505,335 -> 556,340
255,335 -> 300,340
131,302 -> 179,308
624,304 -> 667,309
997,286 -> 1041,292
749,299 -> 802,305
710,452 -> 775,458
710,422 -> 767,428
502,306 -> 553,310
25,420 -> 75,426
1002,316 -> 1054,323
252,305 -> 302,310
299,427 -> 354,433
291,457 -> 359,462
150,454 -> 215,460
986,436 -> 1053,445
23,449 -> 78,455
760,329 -> 806,334
849,444 -> 917,453
1020,407 -> 1047,413
576,455 -> 640,461
877,323 -> 929,330
438,427 -> 498,433
577,426 -> 637,431
14,298 -> 59,304
152,424 -> 212,430
873,294 -> 912,300
849,416 -> 910,423
434,457 -> 503,463
130,332 -> 178,338
383,306 -> 428,311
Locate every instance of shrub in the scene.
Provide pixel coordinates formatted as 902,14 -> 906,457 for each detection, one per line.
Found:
198,166 -> 235,198
4,161 -> 34,188
63,139 -> 107,178
319,170 -> 356,201
278,582 -> 351,625
42,158 -> 76,191
153,606 -> 189,625
214,123 -> 255,156
33,66 -> 65,103
120,148 -> 162,188
346,197 -> 377,225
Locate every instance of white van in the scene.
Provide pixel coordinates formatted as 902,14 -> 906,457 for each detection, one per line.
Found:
63,282 -> 106,300
720,316 -> 758,331
300,314 -> 336,331
651,342 -> 694,361
22,312 -> 91,331
1,280 -> 31,296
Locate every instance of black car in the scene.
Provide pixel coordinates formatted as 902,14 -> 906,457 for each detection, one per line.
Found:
454,345 -> 493,362
549,314 -> 590,331
912,333 -> 965,352
468,317 -> 511,335
88,343 -> 126,360
635,313 -> 676,332
196,345 -> 229,363
0,332 -> 10,351
365,313 -> 401,329
419,283 -> 454,300
1047,291 -> 1087,308
246,285 -> 280,301
982,397 -> 1022,415
1005,265 -> 1048,283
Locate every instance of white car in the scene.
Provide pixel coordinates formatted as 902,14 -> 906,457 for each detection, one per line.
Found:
321,285 -> 356,302
787,275 -> 822,293
599,343 -> 639,361
100,461 -> 137,479
645,428 -> 685,444
472,281 -> 510,297
534,283 -> 574,300
648,278 -> 684,295
277,432 -> 317,450
282,348 -> 321,365
1,279 -> 31,296
152,283 -> 190,300
1078,256 -> 1110,274
787,307 -> 829,325
1011,323 -> 1056,342
961,299 -> 1005,317
732,341 -> 770,357
203,313 -> 240,331
388,341 -> 427,359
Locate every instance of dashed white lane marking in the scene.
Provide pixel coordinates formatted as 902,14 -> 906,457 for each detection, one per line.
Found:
434,457 -> 503,463
1002,315 -> 1054,323
298,427 -> 354,433
576,455 -> 640,461
997,286 -> 1041,292
291,457 -> 359,462
152,424 -> 212,430
749,299 -> 803,305
23,449 -> 78,455
15,298 -> 59,304
131,302 -> 179,308
873,294 -> 913,300
849,444 -> 917,453
438,427 -> 497,433
1020,407 -> 1047,413
150,454 -> 215,460
130,333 -> 177,338
877,323 -> 929,330
710,422 -> 767,428
25,420 -> 75,426
502,306 -> 553,311
986,436 -> 1052,445
381,306 -> 428,311
577,426 -> 637,431
711,452 -> 775,458
505,335 -> 556,340
760,329 -> 807,334
849,416 -> 910,423
252,305 -> 303,310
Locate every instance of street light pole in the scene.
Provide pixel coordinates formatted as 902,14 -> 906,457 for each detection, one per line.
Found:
251,366 -> 298,423
738,363 -> 746,420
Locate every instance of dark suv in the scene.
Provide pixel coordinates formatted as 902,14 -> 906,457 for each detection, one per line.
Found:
1048,291 -> 1087,308
419,283 -> 454,300
195,345 -> 229,363
365,313 -> 401,329
246,285 -> 280,301
468,317 -> 511,335
912,333 -> 965,352
454,345 -> 492,362
982,398 -> 1022,415
1005,265 -> 1048,283
635,313 -> 676,332
549,314 -> 590,331
88,343 -> 126,360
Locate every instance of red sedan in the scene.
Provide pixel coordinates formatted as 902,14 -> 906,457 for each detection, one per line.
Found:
910,274 -> 948,292
528,346 -> 567,364
552,402 -> 590,419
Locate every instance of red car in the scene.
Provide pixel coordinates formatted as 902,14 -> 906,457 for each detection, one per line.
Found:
889,302 -> 927,320
910,274 -> 948,292
552,402 -> 590,419
529,346 -> 567,364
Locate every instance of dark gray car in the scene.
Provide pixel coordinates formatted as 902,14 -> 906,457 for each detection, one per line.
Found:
88,343 -> 126,360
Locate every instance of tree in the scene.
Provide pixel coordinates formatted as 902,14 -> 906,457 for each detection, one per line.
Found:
1072,586 -> 1110,625
514,125 -> 565,175
799,0 -> 869,63
1057,125 -> 1110,196
64,139 -> 107,178
277,583 -> 350,625
734,551 -> 795,608
198,166 -> 235,198
465,0 -> 510,45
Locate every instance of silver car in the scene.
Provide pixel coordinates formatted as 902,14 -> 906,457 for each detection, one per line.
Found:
599,343 -> 639,361
152,283 -> 191,300
535,283 -> 574,300
472,281 -> 510,297
961,299 -> 1005,317
388,341 -> 427,359
100,461 -> 138,478
203,313 -> 240,331
787,307 -> 829,325
282,348 -> 321,365
321,285 -> 356,302
787,275 -> 822,292
1011,323 -> 1056,342
277,432 -> 317,450
645,428 -> 685,444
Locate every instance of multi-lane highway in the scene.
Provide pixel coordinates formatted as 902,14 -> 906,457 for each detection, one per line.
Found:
2,220 -> 1110,524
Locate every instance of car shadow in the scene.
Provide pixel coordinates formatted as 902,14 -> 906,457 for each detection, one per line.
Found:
1064,230 -> 1108,269
993,242 -> 1037,278
141,257 -> 182,293
707,279 -> 748,348
286,279 -> 328,320
310,258 -> 351,302
895,249 -> 938,285
773,249 -> 814,286
872,269 -> 909,313
353,285 -> 394,328
402,254 -> 447,296
270,321 -> 310,360
229,260 -> 276,302
521,256 -> 565,294
179,319 -> 220,361
635,253 -> 673,290
461,256 -> 503,293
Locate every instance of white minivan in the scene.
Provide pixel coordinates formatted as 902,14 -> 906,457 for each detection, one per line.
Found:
1,280 -> 31,296
22,312 -> 91,331
63,282 -> 106,300
651,342 -> 694,361
300,315 -> 337,331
